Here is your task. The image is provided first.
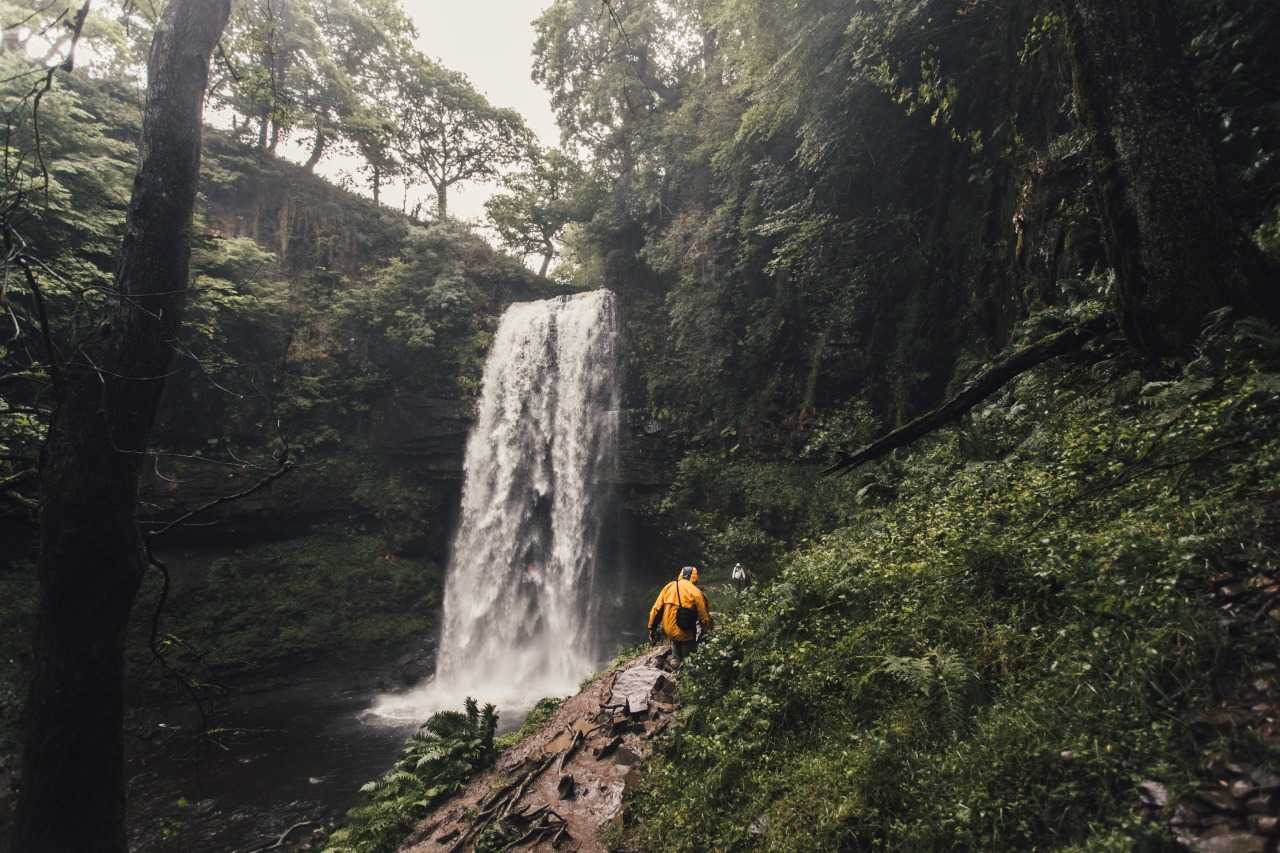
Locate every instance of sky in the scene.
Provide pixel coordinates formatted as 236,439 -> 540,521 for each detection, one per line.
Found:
304,0 -> 561,226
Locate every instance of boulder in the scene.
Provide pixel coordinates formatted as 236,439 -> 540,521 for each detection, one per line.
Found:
609,665 -> 668,714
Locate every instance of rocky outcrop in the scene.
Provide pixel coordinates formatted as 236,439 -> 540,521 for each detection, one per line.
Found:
368,396 -> 676,487
370,393 -> 474,477
400,647 -> 680,852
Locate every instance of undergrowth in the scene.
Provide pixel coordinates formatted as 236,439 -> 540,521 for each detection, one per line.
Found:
128,531 -> 441,687
628,314 -> 1280,850
324,698 -> 498,853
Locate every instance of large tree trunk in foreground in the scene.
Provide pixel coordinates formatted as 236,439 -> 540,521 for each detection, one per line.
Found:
11,1 -> 229,850
1057,0 -> 1258,355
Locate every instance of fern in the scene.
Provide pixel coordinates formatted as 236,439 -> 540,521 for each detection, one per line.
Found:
324,697 -> 501,853
881,646 -> 975,735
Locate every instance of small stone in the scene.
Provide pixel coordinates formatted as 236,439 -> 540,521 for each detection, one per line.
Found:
1171,805 -> 1201,827
1060,750 -> 1075,761
1201,814 -> 1235,828
1230,780 -> 1255,800
1187,831 -> 1265,853
1195,790 -> 1244,813
1245,795 -> 1272,814
1219,582 -> 1248,599
1137,781 -> 1171,807
1250,769 -> 1280,790
1247,815 -> 1278,834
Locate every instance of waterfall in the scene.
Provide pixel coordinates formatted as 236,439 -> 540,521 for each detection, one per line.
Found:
372,290 -> 619,719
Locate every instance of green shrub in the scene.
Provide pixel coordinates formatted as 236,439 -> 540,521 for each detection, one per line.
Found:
324,698 -> 498,853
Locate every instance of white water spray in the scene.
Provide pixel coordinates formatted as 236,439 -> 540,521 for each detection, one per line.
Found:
372,290 -> 619,720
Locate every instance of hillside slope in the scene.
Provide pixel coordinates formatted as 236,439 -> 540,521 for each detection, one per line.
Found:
619,315 -> 1280,851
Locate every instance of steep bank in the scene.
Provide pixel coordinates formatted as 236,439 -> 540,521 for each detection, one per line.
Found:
400,647 -> 680,853
360,312 -> 1280,853
620,316 -> 1280,850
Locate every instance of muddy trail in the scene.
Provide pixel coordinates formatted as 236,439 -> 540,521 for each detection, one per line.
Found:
400,647 -> 680,853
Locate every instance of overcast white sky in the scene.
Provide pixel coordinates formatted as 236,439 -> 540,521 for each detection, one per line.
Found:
299,0 -> 560,226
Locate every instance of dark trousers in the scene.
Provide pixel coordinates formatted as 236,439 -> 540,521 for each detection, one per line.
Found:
672,637 -> 697,662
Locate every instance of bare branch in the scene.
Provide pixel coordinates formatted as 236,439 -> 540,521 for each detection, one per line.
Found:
826,315 -> 1113,475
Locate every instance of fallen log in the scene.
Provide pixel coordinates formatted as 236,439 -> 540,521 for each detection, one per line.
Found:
825,314 -> 1112,475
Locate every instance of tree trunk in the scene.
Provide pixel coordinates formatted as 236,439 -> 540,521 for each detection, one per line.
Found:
11,0 -> 229,850
436,181 -> 448,220
303,126 -> 326,173
267,118 -> 281,153
1057,0 -> 1258,354
371,162 -> 381,205
539,250 -> 553,278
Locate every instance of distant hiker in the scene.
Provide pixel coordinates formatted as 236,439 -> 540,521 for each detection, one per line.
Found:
647,565 -> 712,663
731,562 -> 751,594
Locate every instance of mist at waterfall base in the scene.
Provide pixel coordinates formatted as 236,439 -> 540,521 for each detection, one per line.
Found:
371,290 -> 624,724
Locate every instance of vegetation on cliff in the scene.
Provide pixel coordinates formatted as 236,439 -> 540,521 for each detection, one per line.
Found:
628,315 -> 1280,849
1,0 -> 1279,848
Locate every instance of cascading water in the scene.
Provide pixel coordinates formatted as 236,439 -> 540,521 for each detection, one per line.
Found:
372,290 -> 619,720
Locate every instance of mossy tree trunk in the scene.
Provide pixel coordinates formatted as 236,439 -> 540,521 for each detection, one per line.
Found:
11,0 -> 230,849
1057,0 -> 1258,354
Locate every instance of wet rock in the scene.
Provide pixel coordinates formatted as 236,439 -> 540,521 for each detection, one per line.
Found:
1247,815 -> 1278,834
1171,805 -> 1201,827
1245,795 -> 1273,814
1230,780 -> 1255,800
1187,832 -> 1266,853
396,645 -> 436,686
609,665 -> 667,714
1196,790 -> 1245,814
1250,769 -> 1280,791
1138,780 -> 1171,807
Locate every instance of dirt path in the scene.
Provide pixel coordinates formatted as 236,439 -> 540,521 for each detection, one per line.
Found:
398,647 -> 680,853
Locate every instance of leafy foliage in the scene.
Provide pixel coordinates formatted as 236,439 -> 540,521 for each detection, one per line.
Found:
627,318 -> 1280,850
394,58 -> 532,220
324,698 -> 499,853
485,147 -> 585,275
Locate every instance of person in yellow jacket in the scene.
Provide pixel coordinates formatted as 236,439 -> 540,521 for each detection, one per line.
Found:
647,565 -> 712,662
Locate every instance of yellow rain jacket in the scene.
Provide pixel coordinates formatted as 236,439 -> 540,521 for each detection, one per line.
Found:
647,570 -> 712,642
